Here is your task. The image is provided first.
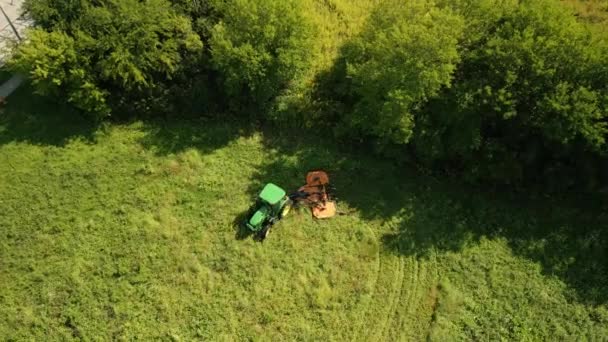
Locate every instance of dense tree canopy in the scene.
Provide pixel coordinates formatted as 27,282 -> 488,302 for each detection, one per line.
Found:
13,0 -> 202,118
209,0 -> 314,109
9,0 -> 608,190
414,0 -> 608,185
337,0 -> 463,145
22,0 -> 86,30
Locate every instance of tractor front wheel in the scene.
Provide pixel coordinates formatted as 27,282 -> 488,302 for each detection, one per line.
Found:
279,199 -> 293,218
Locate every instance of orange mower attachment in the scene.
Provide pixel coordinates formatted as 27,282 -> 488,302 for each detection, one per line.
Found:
289,170 -> 337,219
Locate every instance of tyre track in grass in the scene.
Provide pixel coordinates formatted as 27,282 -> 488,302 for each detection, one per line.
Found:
415,253 -> 440,340
354,214 -> 409,341
385,257 -> 419,341
349,221 -> 382,341
353,250 -> 402,341
390,252 -> 440,341
369,253 -> 405,342
354,213 -> 431,341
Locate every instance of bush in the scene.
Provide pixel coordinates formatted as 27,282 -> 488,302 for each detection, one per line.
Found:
414,0 -> 608,186
333,1 -> 464,146
22,0 -> 87,30
12,0 -> 608,191
13,0 -> 203,119
10,29 -> 112,117
209,0 -> 314,111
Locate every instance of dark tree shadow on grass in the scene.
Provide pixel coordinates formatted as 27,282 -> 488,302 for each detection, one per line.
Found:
0,86 -> 97,146
137,114 -> 257,157
245,126 -> 413,217
0,85 -> 254,157
248,126 -> 608,306
383,186 -> 608,305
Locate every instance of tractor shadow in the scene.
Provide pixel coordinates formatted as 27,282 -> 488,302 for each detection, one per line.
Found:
232,210 -> 257,241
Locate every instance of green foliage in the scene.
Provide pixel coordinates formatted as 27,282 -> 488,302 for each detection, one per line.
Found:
337,1 -> 463,145
434,0 -> 519,48
11,0 -> 608,189
22,0 -> 87,30
412,0 -> 608,186
9,29 -> 111,116
168,0 -> 218,39
475,0 -> 607,148
13,0 -> 202,118
209,0 -> 315,109
82,0 -> 202,90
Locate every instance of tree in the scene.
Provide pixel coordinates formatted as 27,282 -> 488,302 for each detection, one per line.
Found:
10,29 -> 111,116
416,0 -> 608,186
12,0 -> 203,119
22,0 -> 87,31
336,0 -> 464,146
209,0 -> 314,110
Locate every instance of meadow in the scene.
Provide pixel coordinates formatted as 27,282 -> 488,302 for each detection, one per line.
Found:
1,86 -> 607,340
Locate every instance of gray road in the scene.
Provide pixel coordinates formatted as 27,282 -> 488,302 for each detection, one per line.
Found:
0,0 -> 28,99
0,73 -> 23,98
0,0 -> 29,63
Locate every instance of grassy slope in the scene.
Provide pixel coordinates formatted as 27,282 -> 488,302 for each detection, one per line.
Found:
1,88 -> 607,340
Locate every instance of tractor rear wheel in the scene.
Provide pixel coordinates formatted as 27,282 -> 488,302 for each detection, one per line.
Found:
279,200 -> 293,218
260,225 -> 271,240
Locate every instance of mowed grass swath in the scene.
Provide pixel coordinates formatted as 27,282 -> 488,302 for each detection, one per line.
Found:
1,87 -> 607,340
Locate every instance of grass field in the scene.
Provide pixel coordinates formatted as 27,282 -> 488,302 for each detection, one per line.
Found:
1,87 -> 607,340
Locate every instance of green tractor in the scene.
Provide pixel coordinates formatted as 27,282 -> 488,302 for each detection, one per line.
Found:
244,183 -> 293,240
